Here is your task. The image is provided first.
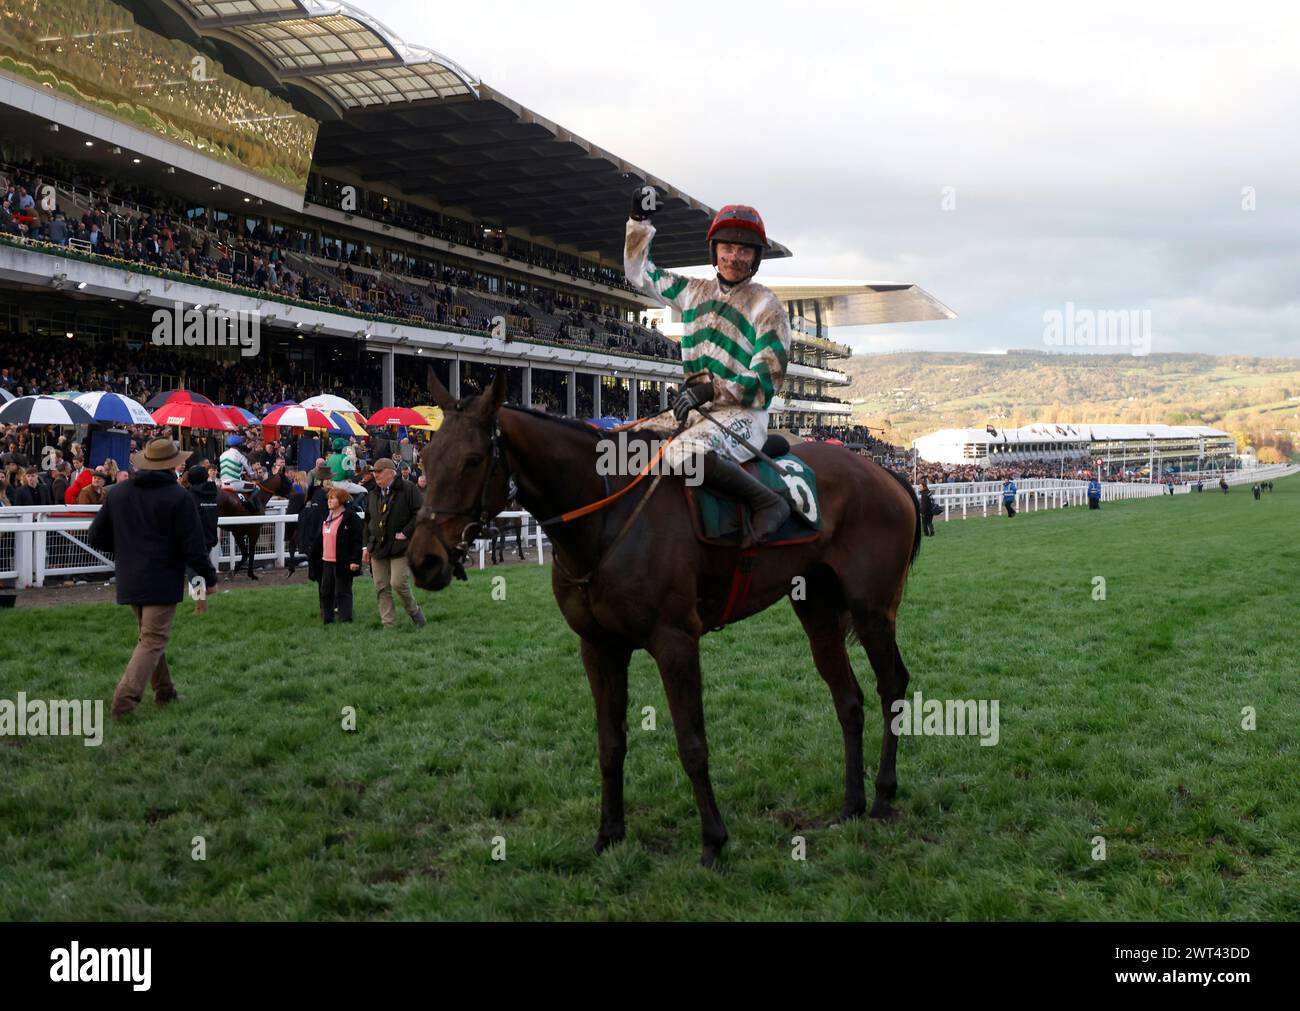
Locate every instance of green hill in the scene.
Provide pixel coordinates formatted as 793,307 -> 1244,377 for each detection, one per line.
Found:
839,351 -> 1300,455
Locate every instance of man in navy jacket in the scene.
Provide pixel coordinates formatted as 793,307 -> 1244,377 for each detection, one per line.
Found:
89,438 -> 218,719
1087,477 -> 1101,509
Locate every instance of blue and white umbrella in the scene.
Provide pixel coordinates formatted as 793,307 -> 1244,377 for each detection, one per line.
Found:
73,391 -> 155,425
0,395 -> 95,426
0,387 -> 14,404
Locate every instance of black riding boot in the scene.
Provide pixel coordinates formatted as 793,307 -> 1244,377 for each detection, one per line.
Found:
701,451 -> 791,547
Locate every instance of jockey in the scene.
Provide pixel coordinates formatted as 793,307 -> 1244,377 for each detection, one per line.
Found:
219,435 -> 257,496
624,186 -> 791,543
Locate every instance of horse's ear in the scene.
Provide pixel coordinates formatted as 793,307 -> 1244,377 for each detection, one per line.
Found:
426,366 -> 457,413
478,370 -> 508,416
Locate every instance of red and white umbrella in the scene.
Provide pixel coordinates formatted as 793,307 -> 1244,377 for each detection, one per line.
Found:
366,406 -> 427,427
262,405 -> 334,429
152,402 -> 237,431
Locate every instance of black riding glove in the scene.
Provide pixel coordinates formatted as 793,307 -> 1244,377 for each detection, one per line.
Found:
672,382 -> 713,423
629,185 -> 663,222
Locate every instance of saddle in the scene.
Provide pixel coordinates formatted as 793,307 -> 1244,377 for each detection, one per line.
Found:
687,436 -> 822,547
224,487 -> 264,514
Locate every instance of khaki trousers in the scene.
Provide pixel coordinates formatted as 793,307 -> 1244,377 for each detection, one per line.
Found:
371,555 -> 419,627
112,604 -> 179,717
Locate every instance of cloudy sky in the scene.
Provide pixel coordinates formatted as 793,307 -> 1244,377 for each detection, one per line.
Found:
363,0 -> 1300,358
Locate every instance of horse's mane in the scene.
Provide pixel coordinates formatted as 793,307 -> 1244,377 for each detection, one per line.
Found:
501,405 -> 654,442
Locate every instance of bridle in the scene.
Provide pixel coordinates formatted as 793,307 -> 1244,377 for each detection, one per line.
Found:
416,416 -> 512,581
416,408 -> 684,587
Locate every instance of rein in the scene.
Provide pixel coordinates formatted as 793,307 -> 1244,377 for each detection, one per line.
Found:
538,416 -> 687,587
422,410 -> 684,587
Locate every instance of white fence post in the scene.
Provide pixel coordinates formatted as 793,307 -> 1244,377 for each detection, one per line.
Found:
34,528 -> 47,588
14,513 -> 34,589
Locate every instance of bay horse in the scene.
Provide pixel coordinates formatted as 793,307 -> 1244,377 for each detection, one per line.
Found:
407,372 -> 921,867
487,500 -> 526,565
214,468 -> 302,580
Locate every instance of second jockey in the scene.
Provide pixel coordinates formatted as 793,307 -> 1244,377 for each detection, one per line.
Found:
624,186 -> 792,544
219,434 -> 260,506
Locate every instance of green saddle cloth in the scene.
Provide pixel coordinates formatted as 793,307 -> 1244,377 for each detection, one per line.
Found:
689,455 -> 822,546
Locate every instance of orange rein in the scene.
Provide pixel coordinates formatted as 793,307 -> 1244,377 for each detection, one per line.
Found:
547,416 -> 674,525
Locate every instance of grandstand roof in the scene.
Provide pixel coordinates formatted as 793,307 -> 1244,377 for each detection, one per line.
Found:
918,423 -> 1230,447
763,278 -> 956,327
125,0 -> 789,267
139,0 -> 478,110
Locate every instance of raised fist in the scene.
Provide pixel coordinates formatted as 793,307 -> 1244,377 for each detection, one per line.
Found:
630,185 -> 663,221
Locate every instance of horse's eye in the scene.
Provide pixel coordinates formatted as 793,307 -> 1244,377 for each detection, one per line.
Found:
463,455 -> 484,469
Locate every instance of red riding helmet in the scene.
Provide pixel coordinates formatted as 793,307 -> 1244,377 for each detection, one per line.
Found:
706,204 -> 768,276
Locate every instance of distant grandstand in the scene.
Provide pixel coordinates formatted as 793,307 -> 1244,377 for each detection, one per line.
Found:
913,423 -> 1236,477
0,0 -> 951,424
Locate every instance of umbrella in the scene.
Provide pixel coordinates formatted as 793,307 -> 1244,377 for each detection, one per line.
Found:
152,402 -> 237,431
220,405 -> 261,426
412,405 -> 444,431
333,481 -> 367,496
366,406 -> 427,427
263,405 -> 334,429
0,388 -> 15,404
0,395 -> 95,426
146,389 -> 215,410
301,393 -> 361,414
323,411 -> 368,436
73,391 -> 155,425
588,417 -> 622,430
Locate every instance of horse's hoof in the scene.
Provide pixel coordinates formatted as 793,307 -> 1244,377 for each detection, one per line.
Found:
594,830 -> 625,854
834,804 -> 867,825
869,797 -> 899,820
699,847 -> 724,870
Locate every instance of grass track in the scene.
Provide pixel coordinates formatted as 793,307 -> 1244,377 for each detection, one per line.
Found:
1,477 -> 1297,920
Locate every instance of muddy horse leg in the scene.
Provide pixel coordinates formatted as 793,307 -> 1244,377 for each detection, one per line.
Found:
794,598 -> 867,821
649,628 -> 728,867
853,609 -> 908,818
581,638 -> 632,852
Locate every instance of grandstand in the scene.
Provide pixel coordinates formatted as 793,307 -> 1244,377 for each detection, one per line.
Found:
913,423 -> 1237,477
0,0 -> 951,425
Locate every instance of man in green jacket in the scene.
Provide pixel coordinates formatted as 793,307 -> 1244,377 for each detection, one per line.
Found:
362,458 -> 426,629
326,437 -> 354,483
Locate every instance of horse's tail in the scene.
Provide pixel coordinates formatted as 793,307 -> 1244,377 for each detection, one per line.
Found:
882,466 -> 922,568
